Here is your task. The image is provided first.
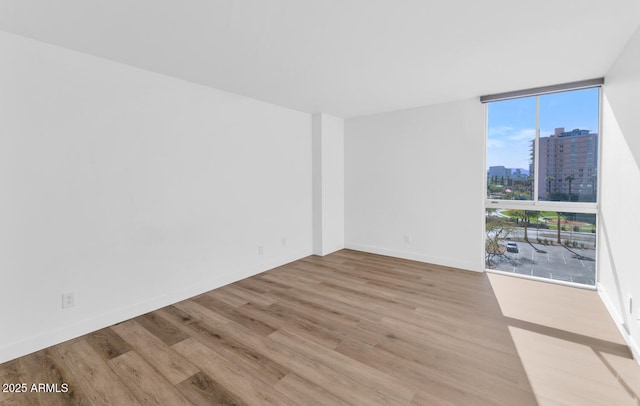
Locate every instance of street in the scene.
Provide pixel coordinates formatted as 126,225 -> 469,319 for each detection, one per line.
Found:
491,239 -> 596,285
508,228 -> 596,248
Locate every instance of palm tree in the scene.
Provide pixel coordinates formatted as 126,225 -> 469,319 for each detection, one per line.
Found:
545,175 -> 554,199
565,175 -> 575,201
514,210 -> 539,242
556,211 -> 562,244
524,210 -> 539,241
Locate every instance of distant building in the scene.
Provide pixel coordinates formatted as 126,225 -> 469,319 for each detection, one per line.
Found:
487,166 -> 509,181
533,128 -> 598,201
510,168 -> 528,181
487,166 -> 529,184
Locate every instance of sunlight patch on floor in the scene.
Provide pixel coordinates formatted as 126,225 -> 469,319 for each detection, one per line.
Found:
489,273 -> 640,405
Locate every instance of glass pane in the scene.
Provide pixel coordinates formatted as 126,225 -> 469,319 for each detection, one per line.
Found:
486,97 -> 536,200
537,88 -> 599,202
485,209 -> 596,286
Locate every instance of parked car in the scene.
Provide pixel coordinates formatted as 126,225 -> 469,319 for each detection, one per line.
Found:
506,242 -> 519,253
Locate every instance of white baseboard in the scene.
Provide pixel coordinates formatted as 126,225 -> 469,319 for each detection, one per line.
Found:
0,250 -> 310,364
345,242 -> 482,273
598,283 -> 640,365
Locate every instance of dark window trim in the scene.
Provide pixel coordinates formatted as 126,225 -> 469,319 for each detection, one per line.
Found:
480,78 -> 604,103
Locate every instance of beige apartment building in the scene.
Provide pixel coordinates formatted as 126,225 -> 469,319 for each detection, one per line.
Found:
534,127 -> 598,201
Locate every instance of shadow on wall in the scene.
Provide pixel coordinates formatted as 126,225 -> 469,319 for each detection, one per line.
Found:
599,216 -> 630,335
599,93 -> 640,363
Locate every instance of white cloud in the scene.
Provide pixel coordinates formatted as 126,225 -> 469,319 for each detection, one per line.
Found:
507,128 -> 536,141
487,128 -> 534,168
488,125 -> 514,137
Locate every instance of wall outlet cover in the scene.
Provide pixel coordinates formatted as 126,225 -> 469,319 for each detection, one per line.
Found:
62,292 -> 75,309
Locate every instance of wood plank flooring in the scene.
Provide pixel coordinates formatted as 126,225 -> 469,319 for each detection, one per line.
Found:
1,249 -> 639,405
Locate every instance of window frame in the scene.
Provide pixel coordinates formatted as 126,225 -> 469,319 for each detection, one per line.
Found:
482,83 -> 603,288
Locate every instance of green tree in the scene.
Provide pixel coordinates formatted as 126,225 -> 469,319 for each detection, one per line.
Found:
565,175 -> 575,201
545,175 -> 554,199
514,210 -> 540,241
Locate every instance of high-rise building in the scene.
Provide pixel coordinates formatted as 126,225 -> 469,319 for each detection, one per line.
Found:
533,127 -> 598,201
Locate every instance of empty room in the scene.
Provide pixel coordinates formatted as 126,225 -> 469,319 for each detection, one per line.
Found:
1,1 -> 640,405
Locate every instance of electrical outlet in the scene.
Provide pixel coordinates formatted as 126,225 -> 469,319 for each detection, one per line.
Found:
404,235 -> 412,244
281,238 -> 287,246
258,246 -> 264,255
62,292 -> 75,309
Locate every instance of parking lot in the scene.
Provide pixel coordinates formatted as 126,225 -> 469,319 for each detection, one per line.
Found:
491,240 -> 596,285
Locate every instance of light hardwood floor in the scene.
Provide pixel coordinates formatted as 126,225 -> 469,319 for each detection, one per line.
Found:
1,250 -> 638,405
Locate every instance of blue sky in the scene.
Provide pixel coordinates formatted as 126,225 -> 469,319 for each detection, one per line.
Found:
487,87 -> 600,170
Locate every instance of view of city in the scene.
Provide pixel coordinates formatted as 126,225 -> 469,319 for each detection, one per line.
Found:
485,209 -> 596,285
487,127 -> 598,202
485,88 -> 599,286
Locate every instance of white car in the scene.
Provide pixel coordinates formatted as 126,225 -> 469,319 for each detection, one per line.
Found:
506,242 -> 519,253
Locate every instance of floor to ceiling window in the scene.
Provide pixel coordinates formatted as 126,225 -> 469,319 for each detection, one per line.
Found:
483,81 -> 601,287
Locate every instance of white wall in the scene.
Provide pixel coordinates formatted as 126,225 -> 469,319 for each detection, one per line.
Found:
599,25 -> 640,361
0,31 -> 313,363
345,99 -> 485,271
312,114 -> 345,255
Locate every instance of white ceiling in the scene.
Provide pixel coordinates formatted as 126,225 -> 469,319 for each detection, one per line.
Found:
0,1 -> 638,118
